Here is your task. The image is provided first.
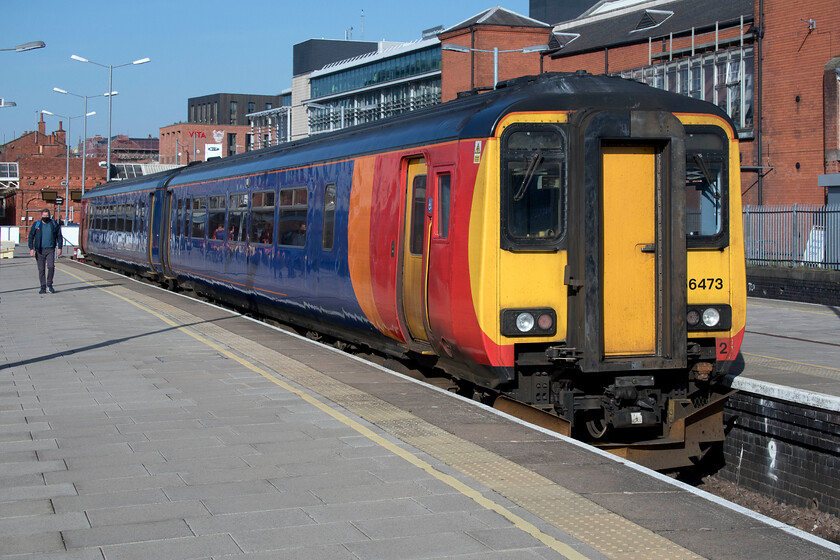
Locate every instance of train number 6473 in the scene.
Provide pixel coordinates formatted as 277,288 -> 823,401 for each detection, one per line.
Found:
689,278 -> 723,290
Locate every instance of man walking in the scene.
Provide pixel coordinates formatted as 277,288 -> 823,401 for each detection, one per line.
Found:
28,209 -> 62,294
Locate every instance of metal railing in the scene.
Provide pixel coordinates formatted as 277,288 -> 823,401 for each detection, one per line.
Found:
743,204 -> 840,270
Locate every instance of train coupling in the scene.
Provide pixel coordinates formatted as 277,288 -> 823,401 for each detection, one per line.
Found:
545,345 -> 580,362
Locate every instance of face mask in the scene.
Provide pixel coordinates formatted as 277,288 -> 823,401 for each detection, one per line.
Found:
42,217 -> 51,223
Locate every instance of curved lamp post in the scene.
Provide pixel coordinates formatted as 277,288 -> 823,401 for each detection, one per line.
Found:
71,55 -> 150,181
53,87 -> 116,195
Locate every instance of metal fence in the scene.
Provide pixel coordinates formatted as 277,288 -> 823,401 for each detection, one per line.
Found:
743,204 -> 840,270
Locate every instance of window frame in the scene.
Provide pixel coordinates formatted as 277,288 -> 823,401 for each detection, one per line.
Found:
499,123 -> 568,252
685,125 -> 730,249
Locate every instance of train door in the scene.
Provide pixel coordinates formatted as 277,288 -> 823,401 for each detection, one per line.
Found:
567,110 -> 686,373
601,144 -> 657,356
147,191 -> 163,273
161,190 -> 175,278
401,157 -> 429,343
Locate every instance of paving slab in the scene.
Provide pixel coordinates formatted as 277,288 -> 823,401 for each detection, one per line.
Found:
0,256 -> 837,560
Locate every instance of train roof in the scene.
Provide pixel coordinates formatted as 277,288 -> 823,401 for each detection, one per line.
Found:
85,72 -> 733,198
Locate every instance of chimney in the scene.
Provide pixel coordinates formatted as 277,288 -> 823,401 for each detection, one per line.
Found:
38,114 -> 46,135
55,121 -> 67,146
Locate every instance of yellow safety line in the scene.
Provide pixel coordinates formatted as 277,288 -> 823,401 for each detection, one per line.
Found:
59,268 -> 589,560
743,352 -> 840,373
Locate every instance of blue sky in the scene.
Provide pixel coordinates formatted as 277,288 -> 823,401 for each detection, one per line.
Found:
1,1 -> 530,144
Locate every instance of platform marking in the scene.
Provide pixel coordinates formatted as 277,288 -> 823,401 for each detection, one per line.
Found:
61,265 -> 705,560
742,352 -> 840,380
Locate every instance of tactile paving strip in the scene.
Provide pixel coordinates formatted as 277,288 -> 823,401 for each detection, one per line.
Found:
67,267 -> 703,560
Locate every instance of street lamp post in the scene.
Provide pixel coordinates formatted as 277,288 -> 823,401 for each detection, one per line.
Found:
441,43 -> 548,89
40,110 -> 96,223
53,87 -> 116,196
71,55 -> 150,181
0,41 -> 46,53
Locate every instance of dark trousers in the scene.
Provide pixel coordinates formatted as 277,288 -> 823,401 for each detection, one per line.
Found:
35,248 -> 56,289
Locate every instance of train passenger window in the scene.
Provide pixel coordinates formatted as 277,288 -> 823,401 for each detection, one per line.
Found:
176,199 -> 182,237
409,175 -> 426,255
208,195 -> 227,240
116,204 -> 125,233
249,191 -> 275,245
437,173 -> 450,239
125,204 -> 134,233
322,184 -> 336,250
501,125 -> 566,250
191,197 -> 207,238
92,205 -> 99,230
228,193 -> 248,242
685,128 -> 727,245
278,187 -> 308,247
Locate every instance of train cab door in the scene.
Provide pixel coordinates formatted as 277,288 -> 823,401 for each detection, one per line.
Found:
567,110 -> 687,373
401,157 -> 430,343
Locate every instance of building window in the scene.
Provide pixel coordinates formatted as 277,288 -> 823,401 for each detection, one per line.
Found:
213,102 -> 218,124
248,101 -> 255,113
619,46 -> 754,135
265,103 -> 272,110
230,101 -> 237,125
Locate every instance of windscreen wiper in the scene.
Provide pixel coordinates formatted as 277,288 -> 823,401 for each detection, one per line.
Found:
514,153 -> 544,201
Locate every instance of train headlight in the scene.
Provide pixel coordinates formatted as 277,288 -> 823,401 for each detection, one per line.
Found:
502,308 -> 557,337
685,305 -> 731,331
702,307 -> 721,328
516,312 -> 535,332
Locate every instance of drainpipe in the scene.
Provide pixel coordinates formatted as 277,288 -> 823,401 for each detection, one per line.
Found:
756,0 -> 765,205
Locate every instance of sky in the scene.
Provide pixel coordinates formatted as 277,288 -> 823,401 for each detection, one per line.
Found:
1,0 -> 530,145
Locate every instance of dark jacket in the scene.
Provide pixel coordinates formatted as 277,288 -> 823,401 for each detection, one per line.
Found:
28,219 -> 62,252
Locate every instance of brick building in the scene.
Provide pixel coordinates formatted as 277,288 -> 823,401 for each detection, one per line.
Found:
0,115 -> 106,228
158,123 -> 251,165
438,0 -> 840,206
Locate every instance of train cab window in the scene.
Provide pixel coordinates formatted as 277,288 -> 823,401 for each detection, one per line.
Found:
409,175 -> 426,255
249,191 -> 275,245
278,187 -> 308,247
437,173 -> 451,239
228,193 -> 248,242
208,195 -> 227,240
191,197 -> 207,238
501,125 -> 566,250
685,128 -> 728,246
322,184 -> 336,250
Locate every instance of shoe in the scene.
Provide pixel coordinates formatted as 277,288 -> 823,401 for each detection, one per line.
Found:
48,286 -> 55,294
39,288 -> 46,294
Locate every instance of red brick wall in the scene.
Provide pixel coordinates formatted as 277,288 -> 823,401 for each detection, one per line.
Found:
758,0 -> 839,204
2,155 -> 106,227
440,27 -> 551,101
159,123 -> 251,164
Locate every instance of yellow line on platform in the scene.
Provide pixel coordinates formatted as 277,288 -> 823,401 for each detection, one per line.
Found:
60,267 -> 589,560
743,352 -> 840,373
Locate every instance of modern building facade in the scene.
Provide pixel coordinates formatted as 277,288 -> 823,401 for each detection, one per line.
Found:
188,93 -> 285,127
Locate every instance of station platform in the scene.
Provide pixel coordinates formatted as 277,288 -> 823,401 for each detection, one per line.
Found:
1,254 -> 838,559
728,297 -> 840,409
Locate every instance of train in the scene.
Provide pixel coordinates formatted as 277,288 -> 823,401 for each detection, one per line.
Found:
81,72 -> 746,470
